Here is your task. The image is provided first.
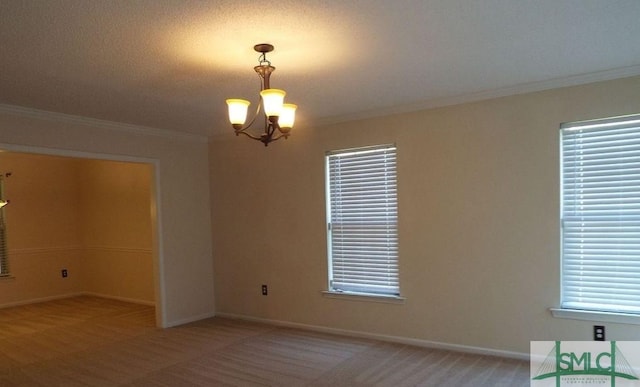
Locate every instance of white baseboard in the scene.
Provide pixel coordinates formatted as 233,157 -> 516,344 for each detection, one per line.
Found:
0,292 -> 155,309
0,292 -> 84,309
216,312 -> 529,361
164,311 -> 217,328
81,292 -> 155,306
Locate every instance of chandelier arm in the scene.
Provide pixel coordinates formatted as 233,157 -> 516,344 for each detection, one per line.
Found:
247,99 -> 262,128
234,97 -> 262,132
267,122 -> 286,141
236,71 -> 267,132
268,133 -> 286,142
235,120 -> 288,145
234,129 -> 263,141
267,121 -> 277,138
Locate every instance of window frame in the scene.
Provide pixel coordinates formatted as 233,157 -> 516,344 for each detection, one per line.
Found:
324,144 -> 401,300
557,113 -> 640,321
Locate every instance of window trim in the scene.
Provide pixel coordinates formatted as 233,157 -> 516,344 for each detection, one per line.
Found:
550,307 -> 640,326
321,290 -> 405,304
325,144 -> 400,298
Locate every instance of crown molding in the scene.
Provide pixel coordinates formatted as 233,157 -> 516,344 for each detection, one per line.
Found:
0,104 -> 209,143
314,64 -> 640,128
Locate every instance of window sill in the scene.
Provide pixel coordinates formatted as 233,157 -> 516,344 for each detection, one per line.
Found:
322,291 -> 405,304
550,308 -> 640,325
0,275 -> 15,281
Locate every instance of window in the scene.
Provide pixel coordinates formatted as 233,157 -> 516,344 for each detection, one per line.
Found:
561,114 -> 640,314
325,144 -> 399,296
0,174 -> 9,277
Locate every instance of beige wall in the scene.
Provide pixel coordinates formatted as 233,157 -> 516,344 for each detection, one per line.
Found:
0,153 -> 154,305
79,159 -> 154,303
0,153 -> 83,303
210,75 -> 640,355
0,110 -> 214,327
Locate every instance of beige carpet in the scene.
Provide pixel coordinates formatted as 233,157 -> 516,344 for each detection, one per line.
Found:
0,296 -> 530,386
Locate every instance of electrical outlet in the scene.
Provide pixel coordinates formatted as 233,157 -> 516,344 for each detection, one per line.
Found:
61,269 -> 68,278
594,325 -> 605,341
261,284 -> 268,296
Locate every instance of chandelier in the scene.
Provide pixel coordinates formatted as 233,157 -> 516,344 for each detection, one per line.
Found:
226,44 -> 297,146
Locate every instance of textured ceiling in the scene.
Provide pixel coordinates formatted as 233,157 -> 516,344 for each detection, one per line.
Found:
1,0 -> 640,137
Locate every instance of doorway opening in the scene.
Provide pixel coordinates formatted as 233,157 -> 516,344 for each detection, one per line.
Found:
0,148 -> 163,326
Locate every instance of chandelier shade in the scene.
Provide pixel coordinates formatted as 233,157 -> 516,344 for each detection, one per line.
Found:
226,44 -> 297,146
226,99 -> 250,127
279,103 -> 297,129
260,89 -> 286,118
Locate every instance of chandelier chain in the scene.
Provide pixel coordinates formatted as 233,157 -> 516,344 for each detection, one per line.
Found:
258,52 -> 271,67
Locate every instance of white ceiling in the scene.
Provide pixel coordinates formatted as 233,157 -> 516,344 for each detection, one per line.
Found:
2,0 -> 640,137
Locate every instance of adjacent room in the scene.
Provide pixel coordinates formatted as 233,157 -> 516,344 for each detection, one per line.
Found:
1,1 -> 640,385
0,152 -> 156,309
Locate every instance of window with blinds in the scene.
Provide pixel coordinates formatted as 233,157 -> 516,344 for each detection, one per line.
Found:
325,144 -> 399,296
561,113 -> 640,314
0,175 -> 8,277
0,210 -> 7,276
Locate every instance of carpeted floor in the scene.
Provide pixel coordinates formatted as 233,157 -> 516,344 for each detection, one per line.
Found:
0,296 -> 530,386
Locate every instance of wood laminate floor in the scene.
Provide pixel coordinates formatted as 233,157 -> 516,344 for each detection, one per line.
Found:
0,296 -> 530,386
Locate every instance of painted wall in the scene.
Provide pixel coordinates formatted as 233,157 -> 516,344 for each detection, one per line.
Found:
0,153 -> 83,303
0,109 -> 214,327
210,75 -> 640,355
78,159 -> 154,303
0,153 -> 154,305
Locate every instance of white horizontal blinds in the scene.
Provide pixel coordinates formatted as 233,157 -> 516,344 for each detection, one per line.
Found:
0,176 -> 7,276
0,210 -> 7,276
561,114 -> 640,313
327,145 -> 399,295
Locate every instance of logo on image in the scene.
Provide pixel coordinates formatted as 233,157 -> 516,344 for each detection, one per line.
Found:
531,341 -> 640,387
